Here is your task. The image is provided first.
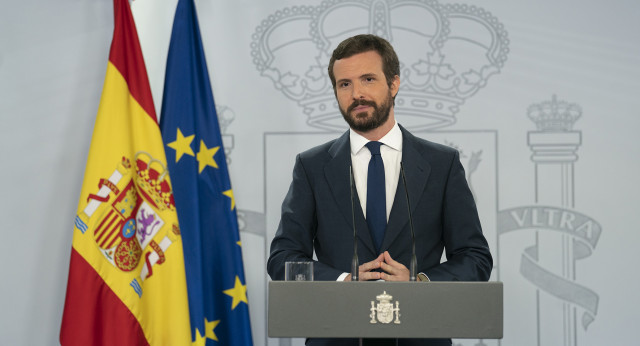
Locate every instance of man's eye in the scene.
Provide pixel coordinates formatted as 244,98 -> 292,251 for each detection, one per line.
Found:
340,82 -> 350,88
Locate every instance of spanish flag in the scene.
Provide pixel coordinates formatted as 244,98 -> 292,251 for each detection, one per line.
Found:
60,0 -> 191,345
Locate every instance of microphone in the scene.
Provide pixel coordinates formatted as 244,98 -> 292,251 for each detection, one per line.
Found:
349,166 -> 359,281
400,162 -> 417,282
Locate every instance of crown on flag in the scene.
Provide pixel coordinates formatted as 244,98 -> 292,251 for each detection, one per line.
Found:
251,0 -> 509,131
132,153 -> 176,211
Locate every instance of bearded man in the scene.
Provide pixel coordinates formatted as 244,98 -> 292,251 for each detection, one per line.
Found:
267,34 -> 493,346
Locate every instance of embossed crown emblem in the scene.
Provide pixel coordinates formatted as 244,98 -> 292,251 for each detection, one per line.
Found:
251,0 -> 509,131
528,95 -> 582,132
376,291 -> 393,302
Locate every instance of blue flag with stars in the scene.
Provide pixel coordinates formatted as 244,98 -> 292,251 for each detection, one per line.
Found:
160,0 -> 253,345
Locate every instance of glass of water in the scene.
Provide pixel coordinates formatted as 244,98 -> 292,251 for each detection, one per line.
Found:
284,261 -> 313,281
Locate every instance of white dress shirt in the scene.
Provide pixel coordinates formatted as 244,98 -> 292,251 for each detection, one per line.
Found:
349,121 -> 403,221
337,122 -> 403,281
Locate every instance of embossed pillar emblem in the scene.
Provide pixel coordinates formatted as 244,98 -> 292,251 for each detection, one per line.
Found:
498,95 -> 601,346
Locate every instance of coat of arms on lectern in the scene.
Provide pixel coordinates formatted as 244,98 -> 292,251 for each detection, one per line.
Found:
370,291 -> 401,324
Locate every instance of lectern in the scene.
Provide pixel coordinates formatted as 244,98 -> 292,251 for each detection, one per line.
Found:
268,281 -> 502,339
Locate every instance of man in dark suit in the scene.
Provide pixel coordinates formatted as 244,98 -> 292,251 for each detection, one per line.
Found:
267,34 -> 493,346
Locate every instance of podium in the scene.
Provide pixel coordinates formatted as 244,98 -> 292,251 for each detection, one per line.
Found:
268,281 -> 502,339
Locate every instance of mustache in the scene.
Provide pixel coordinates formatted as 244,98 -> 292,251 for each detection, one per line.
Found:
347,99 -> 377,113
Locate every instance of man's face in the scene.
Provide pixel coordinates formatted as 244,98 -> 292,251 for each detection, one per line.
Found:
332,51 -> 399,132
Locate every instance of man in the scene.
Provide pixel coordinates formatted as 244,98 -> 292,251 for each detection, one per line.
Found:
267,34 -> 493,345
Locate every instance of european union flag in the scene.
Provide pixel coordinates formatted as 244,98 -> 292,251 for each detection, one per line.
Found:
160,0 -> 253,345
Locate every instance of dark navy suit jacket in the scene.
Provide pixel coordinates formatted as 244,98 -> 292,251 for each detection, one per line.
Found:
267,125 -> 493,345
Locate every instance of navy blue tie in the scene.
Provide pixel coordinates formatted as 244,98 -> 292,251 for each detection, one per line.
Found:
365,141 -> 386,253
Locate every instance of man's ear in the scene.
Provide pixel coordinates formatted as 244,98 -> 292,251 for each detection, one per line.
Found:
390,75 -> 400,97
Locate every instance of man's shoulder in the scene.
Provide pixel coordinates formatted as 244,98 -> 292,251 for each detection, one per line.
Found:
297,131 -> 349,161
298,139 -> 336,159
402,127 -> 458,157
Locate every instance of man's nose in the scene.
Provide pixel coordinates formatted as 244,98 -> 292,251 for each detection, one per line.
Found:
351,83 -> 365,99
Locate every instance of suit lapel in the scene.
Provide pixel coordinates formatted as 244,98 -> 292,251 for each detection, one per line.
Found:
381,127 -> 431,250
324,131 -> 377,256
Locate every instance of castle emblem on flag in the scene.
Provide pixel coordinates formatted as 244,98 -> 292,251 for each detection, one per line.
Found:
74,153 -> 179,284
370,291 -> 401,324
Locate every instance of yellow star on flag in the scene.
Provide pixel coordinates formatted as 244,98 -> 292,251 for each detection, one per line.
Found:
191,327 -> 206,346
205,318 -> 220,341
223,276 -> 248,310
196,140 -> 220,173
222,189 -> 235,210
167,128 -> 195,163
237,240 -> 242,247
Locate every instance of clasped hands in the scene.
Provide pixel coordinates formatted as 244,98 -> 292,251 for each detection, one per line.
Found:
344,251 -> 409,281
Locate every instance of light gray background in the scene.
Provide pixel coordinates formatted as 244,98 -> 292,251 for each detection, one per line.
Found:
1,0 -> 639,345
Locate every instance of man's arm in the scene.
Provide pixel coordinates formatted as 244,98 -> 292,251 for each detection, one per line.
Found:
424,151 -> 493,282
267,154 -> 345,281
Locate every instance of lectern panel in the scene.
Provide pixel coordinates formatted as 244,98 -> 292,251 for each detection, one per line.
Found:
268,281 -> 503,339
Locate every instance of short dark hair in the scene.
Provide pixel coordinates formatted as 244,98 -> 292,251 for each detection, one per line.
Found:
328,34 -> 400,89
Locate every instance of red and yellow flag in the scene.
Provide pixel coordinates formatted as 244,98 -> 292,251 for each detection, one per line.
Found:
60,1 -> 190,345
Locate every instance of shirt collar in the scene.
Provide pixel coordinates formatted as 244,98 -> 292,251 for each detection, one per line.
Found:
349,121 -> 402,155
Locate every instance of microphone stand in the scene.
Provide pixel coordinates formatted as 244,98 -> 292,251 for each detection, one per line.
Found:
350,167 -> 362,346
349,166 -> 359,282
400,162 -> 417,282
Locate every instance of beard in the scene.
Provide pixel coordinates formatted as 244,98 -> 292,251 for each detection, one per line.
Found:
339,91 -> 393,132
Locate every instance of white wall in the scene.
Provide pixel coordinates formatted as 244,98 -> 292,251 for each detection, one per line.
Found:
1,0 -> 639,345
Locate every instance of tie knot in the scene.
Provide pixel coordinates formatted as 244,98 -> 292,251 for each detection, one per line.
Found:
365,141 -> 382,156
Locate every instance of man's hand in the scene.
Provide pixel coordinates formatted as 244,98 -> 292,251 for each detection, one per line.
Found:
379,251 -> 410,281
344,253 -> 384,281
